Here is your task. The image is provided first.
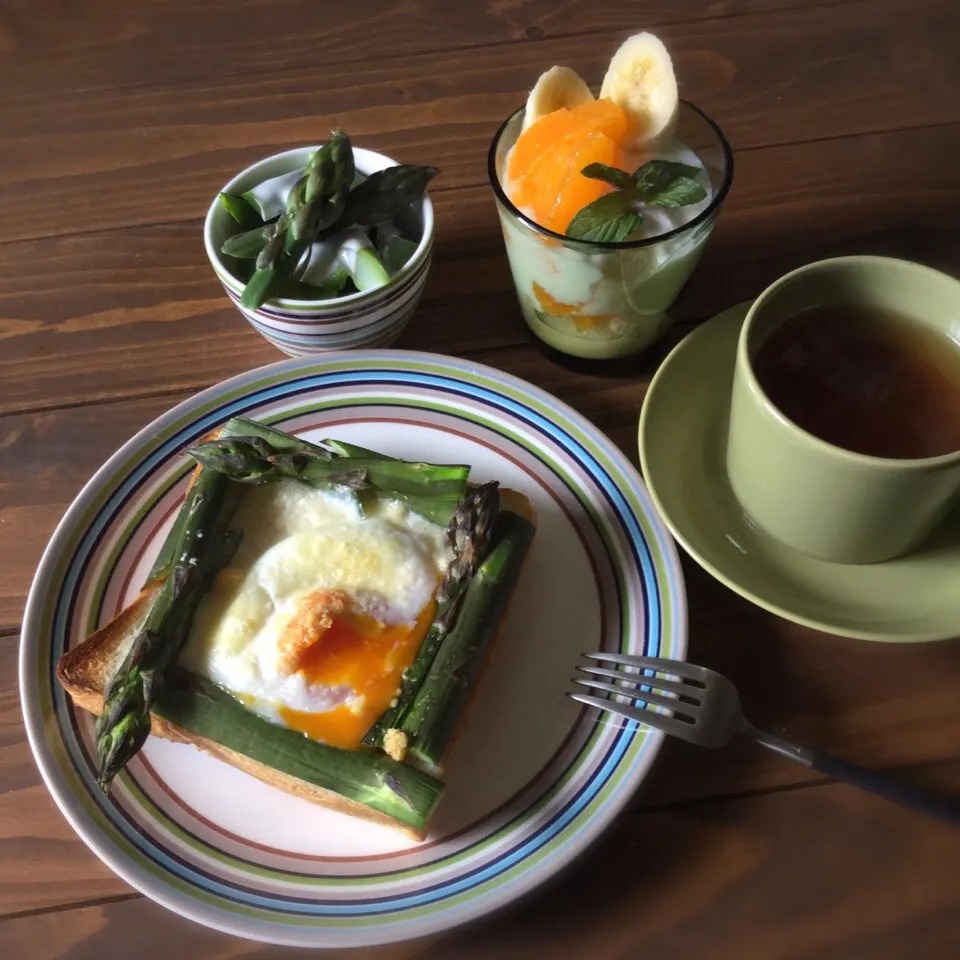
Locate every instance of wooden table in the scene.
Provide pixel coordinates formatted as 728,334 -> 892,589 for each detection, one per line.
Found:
2,1 -> 960,956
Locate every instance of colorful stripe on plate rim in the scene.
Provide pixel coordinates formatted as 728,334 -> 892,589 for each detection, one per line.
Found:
20,351 -> 686,947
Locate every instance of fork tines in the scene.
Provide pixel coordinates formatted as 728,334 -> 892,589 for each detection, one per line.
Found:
567,653 -> 707,736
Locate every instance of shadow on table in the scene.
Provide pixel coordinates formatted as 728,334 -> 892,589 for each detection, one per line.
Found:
421,799 -> 709,958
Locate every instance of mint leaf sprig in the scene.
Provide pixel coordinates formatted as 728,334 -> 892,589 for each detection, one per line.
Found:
566,160 -> 707,243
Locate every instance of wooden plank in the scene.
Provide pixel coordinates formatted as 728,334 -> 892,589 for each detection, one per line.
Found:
1,122 -> 958,417
0,783 -> 127,918
2,761 -> 958,955
0,0 -> 840,94
0,777 -> 132,914
0,636 -> 133,916
0,634 -> 135,918
1,0 -> 958,241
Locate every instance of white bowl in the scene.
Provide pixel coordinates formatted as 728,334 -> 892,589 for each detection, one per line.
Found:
204,146 -> 434,356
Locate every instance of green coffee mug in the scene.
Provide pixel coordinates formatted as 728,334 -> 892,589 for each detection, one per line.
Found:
726,256 -> 960,564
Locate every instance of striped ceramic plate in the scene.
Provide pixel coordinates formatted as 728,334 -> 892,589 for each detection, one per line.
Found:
20,351 -> 687,947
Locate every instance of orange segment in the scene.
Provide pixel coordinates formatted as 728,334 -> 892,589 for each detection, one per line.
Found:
511,138 -> 574,222
516,129 -> 623,233
550,130 -> 623,232
510,100 -> 628,195
507,107 -> 575,184
569,98 -> 629,140
533,281 -> 614,332
533,282 -> 581,315
506,98 -> 629,234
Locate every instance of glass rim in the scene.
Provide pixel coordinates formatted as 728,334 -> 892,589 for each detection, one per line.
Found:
486,99 -> 735,252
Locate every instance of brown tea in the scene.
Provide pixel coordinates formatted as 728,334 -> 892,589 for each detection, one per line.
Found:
751,303 -> 960,459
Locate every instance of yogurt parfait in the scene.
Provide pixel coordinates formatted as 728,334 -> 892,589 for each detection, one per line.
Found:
488,33 -> 733,359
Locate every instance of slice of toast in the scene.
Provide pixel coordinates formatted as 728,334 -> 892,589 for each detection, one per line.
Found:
56,485 -> 535,840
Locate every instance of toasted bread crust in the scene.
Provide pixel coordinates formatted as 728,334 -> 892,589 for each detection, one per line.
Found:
55,487 -> 536,839
56,581 -> 160,712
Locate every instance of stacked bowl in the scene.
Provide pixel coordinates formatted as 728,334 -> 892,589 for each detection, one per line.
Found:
204,146 -> 434,356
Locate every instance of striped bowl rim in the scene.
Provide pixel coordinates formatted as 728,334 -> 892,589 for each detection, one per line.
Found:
204,145 -> 435,319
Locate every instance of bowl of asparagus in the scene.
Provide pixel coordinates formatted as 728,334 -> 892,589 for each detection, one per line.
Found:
204,132 -> 437,356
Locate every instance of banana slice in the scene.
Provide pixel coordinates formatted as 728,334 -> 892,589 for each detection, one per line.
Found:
522,65 -> 594,130
599,32 -> 679,146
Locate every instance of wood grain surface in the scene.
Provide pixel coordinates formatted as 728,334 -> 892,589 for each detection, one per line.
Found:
2,0 -> 957,243
4,763 -> 960,958
2,0 -> 959,957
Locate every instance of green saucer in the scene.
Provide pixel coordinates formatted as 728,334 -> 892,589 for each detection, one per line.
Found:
638,302 -> 960,642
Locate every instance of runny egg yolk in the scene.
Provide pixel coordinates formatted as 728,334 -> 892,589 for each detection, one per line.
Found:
278,599 -> 437,749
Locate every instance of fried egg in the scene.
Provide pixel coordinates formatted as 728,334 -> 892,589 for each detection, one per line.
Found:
179,479 -> 451,748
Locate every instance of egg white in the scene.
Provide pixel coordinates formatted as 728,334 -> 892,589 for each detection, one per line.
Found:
179,479 -> 451,718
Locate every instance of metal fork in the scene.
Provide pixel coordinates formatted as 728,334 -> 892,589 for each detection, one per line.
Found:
571,653 -> 960,826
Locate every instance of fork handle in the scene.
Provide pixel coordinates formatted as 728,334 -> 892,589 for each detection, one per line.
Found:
745,726 -> 960,826
809,752 -> 960,826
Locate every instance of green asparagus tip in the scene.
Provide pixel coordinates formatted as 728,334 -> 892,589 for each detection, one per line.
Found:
221,224 -> 275,260
189,436 -> 280,483
97,708 -> 150,790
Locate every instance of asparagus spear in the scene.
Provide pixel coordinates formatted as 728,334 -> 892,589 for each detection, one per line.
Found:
154,670 -> 443,831
277,270 -> 349,300
221,222 -> 276,259
256,230 -> 287,270
210,419 -> 461,526
318,439 -> 456,524
342,164 -> 439,226
306,130 -> 355,194
148,420 -> 259,581
362,483 -> 500,749
321,438 -> 384,458
400,509 -> 535,767
240,264 -> 282,310
285,174 -> 308,215
292,131 -> 354,239
150,423 -> 455,583
376,221 -> 420,275
315,441 -> 467,533
293,187 -> 348,242
336,227 -> 390,292
239,135 -> 355,309
241,237 -> 309,308
219,416 -> 313,452
96,470 -> 244,788
190,436 -> 470,501
218,192 -> 262,230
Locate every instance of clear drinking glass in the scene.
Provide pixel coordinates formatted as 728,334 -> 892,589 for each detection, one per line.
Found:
488,101 -> 734,359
